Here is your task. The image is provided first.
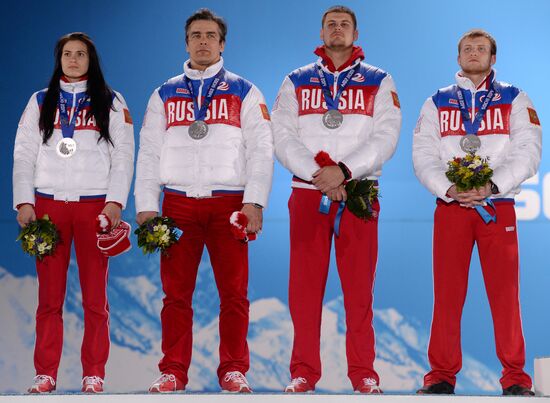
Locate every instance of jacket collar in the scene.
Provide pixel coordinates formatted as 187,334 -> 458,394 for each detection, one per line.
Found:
314,45 -> 364,73
455,69 -> 496,91
60,75 -> 87,93
183,57 -> 224,80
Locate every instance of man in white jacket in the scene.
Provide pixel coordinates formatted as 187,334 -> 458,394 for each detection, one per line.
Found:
271,5 -> 401,394
413,29 -> 541,396
135,8 -> 273,394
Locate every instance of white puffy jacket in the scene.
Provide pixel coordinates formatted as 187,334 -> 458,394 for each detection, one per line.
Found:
13,79 -> 135,209
134,57 -> 273,213
413,71 -> 542,202
271,53 -> 402,189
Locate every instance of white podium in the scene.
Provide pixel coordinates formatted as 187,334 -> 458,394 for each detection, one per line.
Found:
535,357 -> 550,396
0,394 -> 550,403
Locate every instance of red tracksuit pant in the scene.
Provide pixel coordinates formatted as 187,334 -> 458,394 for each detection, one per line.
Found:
34,195 -> 110,380
158,193 -> 250,386
288,188 -> 380,390
425,200 -> 531,389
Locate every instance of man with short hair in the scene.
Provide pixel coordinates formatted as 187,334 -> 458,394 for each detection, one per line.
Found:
272,5 -> 401,394
135,8 -> 273,393
413,29 -> 541,396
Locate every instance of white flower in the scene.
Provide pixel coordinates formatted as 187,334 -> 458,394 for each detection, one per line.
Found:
153,225 -> 159,232
161,225 -> 168,231
470,158 -> 481,168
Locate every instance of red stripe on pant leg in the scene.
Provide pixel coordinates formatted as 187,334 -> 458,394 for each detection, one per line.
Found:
158,194 -> 205,385
334,200 -> 380,389
425,203 -> 476,387
202,196 -> 250,381
288,189 -> 333,386
33,198 -> 73,380
475,203 -> 532,389
72,200 -> 110,378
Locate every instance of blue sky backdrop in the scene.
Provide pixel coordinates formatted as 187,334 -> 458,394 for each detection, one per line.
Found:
1,0 -> 549,385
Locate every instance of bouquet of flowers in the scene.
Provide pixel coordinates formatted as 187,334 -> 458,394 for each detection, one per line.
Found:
344,179 -> 379,221
134,216 -> 182,255
446,153 -> 493,192
16,215 -> 59,260
314,151 -> 379,221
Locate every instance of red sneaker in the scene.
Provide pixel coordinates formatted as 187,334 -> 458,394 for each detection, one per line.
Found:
220,371 -> 252,393
355,377 -> 383,394
82,376 -> 104,393
284,377 -> 314,393
149,373 -> 185,393
28,375 -> 56,394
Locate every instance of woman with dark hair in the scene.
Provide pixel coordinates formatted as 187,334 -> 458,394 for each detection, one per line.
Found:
13,32 -> 134,394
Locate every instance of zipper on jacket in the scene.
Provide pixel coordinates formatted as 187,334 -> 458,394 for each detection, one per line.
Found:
64,85 -> 77,202
195,72 -> 205,197
333,71 -> 340,100
197,72 -> 204,109
195,137 -> 202,197
471,90 -> 475,124
70,84 -> 77,117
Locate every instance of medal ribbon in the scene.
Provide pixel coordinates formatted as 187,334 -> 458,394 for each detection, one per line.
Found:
474,199 -> 497,224
183,69 -> 225,122
58,91 -> 88,139
318,196 -> 346,237
315,64 -> 357,111
456,72 -> 498,224
333,201 -> 346,237
456,71 -> 496,136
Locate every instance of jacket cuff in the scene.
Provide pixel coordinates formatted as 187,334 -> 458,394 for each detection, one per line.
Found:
433,175 -> 454,200
338,161 -> 352,181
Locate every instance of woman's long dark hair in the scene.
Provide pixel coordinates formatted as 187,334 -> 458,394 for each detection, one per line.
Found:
39,32 -> 114,145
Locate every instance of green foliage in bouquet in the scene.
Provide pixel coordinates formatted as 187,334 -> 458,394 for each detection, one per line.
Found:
134,216 -> 181,255
16,215 -> 59,260
345,179 -> 379,221
446,153 -> 493,192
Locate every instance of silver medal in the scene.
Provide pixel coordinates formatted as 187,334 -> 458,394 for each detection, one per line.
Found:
188,121 -> 209,140
459,134 -> 481,153
56,138 -> 77,158
322,110 -> 343,129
